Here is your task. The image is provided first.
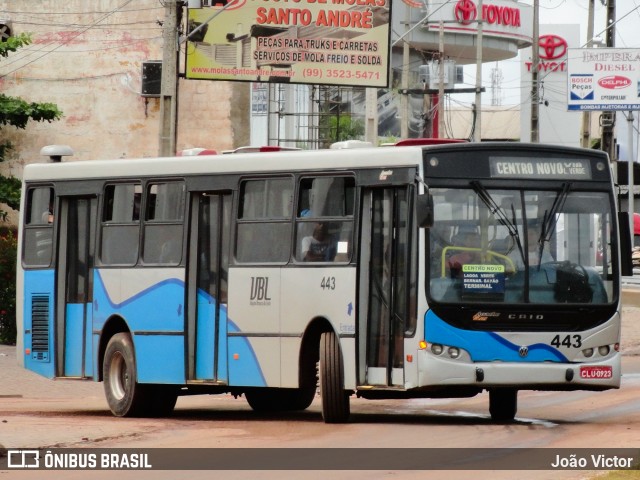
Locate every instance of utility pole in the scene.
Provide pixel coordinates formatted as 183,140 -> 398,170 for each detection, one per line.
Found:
601,0 -> 616,161
159,0 -> 180,157
437,21 -> 444,138
473,0 -> 483,143
400,8 -> 410,139
628,111 -> 635,236
580,0 -> 595,148
530,0 -> 539,143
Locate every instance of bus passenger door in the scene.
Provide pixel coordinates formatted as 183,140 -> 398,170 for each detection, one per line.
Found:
56,196 -> 97,378
187,192 -> 232,383
359,187 -> 411,387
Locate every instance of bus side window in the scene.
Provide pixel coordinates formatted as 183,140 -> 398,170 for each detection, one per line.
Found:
236,178 -> 293,263
23,186 -> 55,267
100,184 -> 141,266
295,176 -> 354,263
142,182 -> 185,265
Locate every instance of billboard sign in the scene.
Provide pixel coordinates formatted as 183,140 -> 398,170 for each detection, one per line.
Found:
425,0 -> 532,47
567,48 -> 640,111
521,25 -> 580,146
185,0 -> 391,87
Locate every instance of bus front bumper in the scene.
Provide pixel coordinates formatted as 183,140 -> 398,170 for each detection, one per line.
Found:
417,350 -> 621,390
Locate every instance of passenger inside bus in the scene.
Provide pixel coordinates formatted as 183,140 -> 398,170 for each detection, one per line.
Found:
509,222 -> 554,270
41,202 -> 54,224
447,228 -> 481,278
302,222 -> 336,262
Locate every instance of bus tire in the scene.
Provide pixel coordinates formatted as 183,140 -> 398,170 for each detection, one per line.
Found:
245,389 -> 285,412
246,387 -> 315,412
147,385 -> 178,417
290,384 -> 316,411
319,331 -> 350,423
103,333 -> 149,417
489,388 -> 517,422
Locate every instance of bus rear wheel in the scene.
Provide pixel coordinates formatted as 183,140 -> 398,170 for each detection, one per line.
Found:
245,387 -> 315,412
103,333 -> 149,417
319,331 -> 350,423
489,388 -> 518,422
147,385 -> 178,417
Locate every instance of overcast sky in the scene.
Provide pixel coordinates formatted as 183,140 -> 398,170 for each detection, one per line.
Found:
459,0 -> 640,107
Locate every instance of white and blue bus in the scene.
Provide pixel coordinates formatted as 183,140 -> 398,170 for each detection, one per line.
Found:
16,142 -> 630,422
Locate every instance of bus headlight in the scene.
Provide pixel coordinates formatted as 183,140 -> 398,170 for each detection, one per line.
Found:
448,347 -> 460,359
431,344 -> 443,355
582,348 -> 594,358
598,345 -> 610,356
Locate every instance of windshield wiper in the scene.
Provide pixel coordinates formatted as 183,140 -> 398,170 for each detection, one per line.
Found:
470,181 -> 524,262
538,182 -> 571,262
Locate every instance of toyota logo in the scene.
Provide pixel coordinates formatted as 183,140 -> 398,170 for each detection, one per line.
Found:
538,34 -> 568,60
454,0 -> 477,25
518,346 -> 529,357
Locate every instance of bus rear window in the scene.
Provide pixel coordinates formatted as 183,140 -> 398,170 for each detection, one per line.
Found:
23,186 -> 55,267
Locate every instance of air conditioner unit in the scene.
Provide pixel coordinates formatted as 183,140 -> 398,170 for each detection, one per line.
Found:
428,60 -> 457,89
141,61 -> 162,97
0,19 -> 13,41
419,62 -> 461,89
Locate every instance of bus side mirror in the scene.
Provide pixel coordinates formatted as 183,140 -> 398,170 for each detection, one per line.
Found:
417,193 -> 434,228
619,211 -> 633,276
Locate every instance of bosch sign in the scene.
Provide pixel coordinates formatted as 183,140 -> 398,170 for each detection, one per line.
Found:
526,34 -> 568,72
454,0 -> 521,27
598,76 -> 632,89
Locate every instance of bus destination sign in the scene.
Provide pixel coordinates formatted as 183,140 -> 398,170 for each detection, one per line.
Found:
489,157 -> 592,180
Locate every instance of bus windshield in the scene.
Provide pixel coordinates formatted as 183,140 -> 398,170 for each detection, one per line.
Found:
428,186 -> 615,307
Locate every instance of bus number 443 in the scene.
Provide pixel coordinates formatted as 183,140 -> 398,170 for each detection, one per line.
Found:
550,334 -> 582,348
321,276 -> 336,290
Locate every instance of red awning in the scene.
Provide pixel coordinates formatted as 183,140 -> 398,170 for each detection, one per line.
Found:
634,213 -> 640,236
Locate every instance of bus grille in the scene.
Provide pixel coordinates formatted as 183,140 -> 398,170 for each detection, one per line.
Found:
31,294 -> 50,361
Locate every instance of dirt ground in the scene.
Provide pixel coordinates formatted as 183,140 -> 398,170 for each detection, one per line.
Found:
2,303 -> 640,480
620,304 -> 640,356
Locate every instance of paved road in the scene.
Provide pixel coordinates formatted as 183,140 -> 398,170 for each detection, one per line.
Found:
2,343 -> 640,480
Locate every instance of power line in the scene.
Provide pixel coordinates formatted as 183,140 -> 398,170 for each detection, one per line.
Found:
0,5 -> 162,15
0,0 -> 137,79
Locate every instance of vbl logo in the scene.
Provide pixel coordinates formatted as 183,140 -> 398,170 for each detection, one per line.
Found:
250,277 -> 271,301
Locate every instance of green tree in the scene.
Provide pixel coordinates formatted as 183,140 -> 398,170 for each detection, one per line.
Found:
329,115 -> 365,143
0,33 -> 62,344
1,33 -> 62,220
0,227 -> 16,344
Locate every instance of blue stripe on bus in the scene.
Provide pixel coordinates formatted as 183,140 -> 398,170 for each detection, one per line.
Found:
93,270 -> 185,333
93,270 -> 265,386
64,303 -> 85,377
425,310 -> 568,362
23,270 -> 56,379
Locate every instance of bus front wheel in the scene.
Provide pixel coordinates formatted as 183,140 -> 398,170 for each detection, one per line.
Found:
489,388 -> 518,422
319,331 -> 350,423
103,333 -> 149,417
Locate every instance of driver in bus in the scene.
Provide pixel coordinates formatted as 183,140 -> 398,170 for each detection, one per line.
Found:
447,229 -> 481,278
509,222 -> 554,270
